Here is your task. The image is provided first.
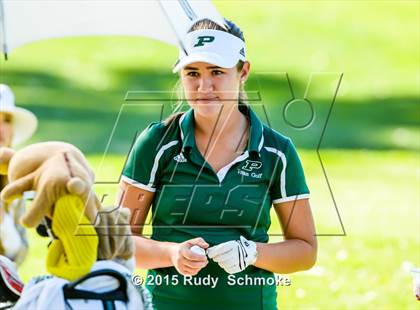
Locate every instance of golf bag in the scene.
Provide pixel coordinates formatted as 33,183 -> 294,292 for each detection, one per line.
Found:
0,255 -> 24,310
1,259 -> 152,310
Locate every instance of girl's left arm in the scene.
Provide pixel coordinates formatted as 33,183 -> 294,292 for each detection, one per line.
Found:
253,198 -> 317,274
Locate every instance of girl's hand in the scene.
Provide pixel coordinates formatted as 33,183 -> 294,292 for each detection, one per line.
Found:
169,237 -> 209,276
207,236 -> 257,274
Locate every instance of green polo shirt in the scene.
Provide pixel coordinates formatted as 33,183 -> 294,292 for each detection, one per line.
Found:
122,106 -> 309,310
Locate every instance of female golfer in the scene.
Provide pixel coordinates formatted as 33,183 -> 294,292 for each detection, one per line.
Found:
0,84 -> 38,266
119,19 -> 317,309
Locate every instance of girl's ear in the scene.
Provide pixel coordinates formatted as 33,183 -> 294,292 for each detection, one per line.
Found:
240,61 -> 251,83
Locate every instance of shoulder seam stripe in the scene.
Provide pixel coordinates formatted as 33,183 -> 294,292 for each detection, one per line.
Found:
258,126 -> 264,152
178,113 -> 187,141
148,140 -> 179,186
264,146 -> 287,198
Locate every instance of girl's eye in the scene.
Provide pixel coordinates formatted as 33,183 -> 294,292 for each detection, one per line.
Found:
212,70 -> 224,76
186,71 -> 199,77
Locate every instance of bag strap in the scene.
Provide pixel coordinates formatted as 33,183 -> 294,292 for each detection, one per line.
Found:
62,269 -> 128,306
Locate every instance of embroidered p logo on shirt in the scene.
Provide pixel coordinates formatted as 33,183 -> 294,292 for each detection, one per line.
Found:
241,160 -> 262,172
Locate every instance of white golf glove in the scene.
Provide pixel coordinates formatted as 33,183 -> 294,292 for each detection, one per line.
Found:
207,236 -> 257,274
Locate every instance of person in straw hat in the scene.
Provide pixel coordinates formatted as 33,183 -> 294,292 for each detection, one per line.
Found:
0,83 -> 38,266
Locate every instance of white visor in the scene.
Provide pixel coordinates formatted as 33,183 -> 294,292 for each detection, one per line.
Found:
173,29 -> 246,73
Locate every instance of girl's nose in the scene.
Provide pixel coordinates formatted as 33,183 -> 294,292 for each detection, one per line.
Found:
197,77 -> 214,93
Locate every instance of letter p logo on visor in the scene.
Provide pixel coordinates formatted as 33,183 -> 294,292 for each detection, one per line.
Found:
172,29 -> 247,73
194,36 -> 215,47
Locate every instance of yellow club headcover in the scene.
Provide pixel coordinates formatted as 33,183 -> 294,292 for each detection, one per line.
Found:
46,195 -> 98,281
0,164 -> 7,175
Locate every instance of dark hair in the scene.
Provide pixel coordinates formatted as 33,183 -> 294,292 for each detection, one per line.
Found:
189,19 -> 245,42
164,18 -> 249,125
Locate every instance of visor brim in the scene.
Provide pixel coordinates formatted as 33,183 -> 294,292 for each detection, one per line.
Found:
172,52 -> 239,73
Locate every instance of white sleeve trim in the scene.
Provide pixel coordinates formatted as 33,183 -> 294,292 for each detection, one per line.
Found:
272,194 -> 310,204
120,175 -> 156,192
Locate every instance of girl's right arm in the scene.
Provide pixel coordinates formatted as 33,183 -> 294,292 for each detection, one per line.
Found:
117,180 -> 208,275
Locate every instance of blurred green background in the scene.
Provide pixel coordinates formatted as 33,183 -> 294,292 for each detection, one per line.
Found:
1,1 -> 419,309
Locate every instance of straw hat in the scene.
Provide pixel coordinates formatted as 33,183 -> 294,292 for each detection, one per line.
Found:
0,84 -> 37,146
